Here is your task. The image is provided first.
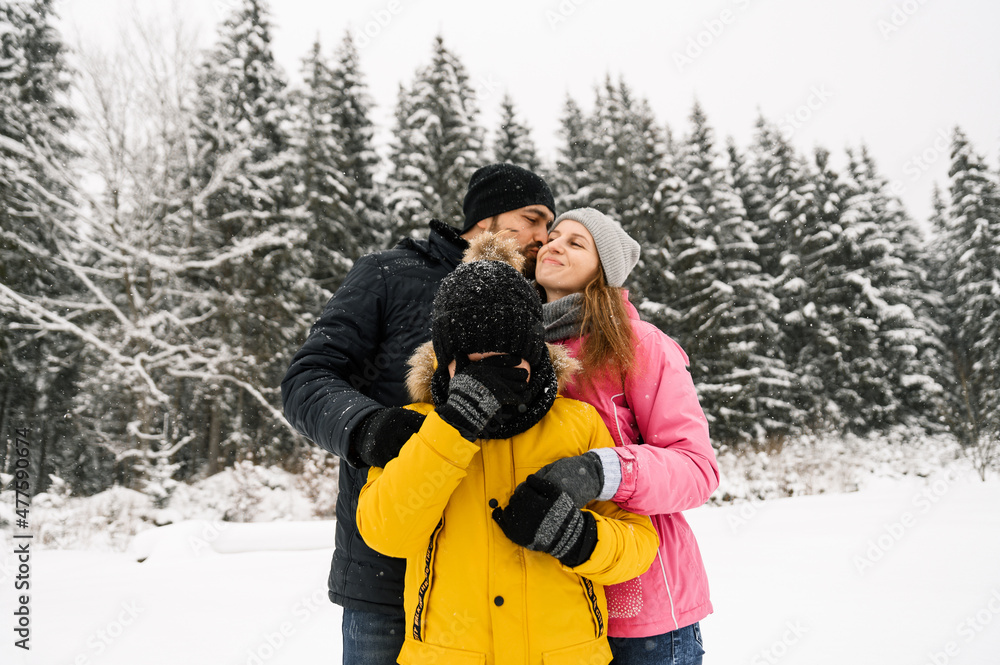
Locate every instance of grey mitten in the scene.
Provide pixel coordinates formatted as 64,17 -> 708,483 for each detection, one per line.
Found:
437,355 -> 529,440
534,449 -> 622,509
491,474 -> 598,567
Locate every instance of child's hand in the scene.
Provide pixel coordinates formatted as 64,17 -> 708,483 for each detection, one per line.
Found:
491,474 -> 598,568
438,355 -> 529,439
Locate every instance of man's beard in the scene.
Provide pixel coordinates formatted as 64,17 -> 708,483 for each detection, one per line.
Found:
486,218 -> 540,278
522,252 -> 537,280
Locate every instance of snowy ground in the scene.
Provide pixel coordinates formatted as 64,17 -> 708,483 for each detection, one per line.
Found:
2,469 -> 999,665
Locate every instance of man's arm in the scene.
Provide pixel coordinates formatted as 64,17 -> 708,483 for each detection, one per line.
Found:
358,408 -> 480,557
281,254 -> 387,462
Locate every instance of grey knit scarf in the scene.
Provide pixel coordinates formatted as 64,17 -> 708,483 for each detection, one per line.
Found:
542,293 -> 584,342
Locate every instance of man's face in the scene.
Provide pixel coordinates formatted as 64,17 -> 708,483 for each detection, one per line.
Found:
484,204 -> 554,278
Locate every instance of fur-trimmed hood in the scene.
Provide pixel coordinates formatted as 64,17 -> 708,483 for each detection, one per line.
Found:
405,341 -> 580,405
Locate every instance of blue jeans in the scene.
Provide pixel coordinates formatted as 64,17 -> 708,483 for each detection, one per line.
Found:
342,608 -> 406,665
609,622 -> 704,665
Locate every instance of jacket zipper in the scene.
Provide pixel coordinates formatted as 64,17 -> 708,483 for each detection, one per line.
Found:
413,517 -> 445,641
656,548 -> 679,630
579,577 -> 605,638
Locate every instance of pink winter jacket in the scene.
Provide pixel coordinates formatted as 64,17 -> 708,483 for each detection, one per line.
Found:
556,296 -> 720,638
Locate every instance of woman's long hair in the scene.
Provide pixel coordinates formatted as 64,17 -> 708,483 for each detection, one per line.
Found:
576,270 -> 637,390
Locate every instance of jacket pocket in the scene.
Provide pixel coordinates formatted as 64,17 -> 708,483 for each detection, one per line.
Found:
609,392 -> 640,446
542,636 -> 612,665
606,575 -> 643,619
398,638 -> 486,665
412,518 -> 444,642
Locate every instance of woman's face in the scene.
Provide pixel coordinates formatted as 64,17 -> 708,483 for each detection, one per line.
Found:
535,219 -> 601,301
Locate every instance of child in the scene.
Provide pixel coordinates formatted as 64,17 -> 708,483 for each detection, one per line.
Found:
357,234 -> 658,665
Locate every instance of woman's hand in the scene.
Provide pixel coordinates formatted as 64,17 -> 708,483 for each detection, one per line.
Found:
535,450 -> 622,508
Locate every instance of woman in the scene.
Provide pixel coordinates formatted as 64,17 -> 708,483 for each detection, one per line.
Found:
533,207 -> 720,665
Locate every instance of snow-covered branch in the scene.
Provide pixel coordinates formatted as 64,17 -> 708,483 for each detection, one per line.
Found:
166,368 -> 297,436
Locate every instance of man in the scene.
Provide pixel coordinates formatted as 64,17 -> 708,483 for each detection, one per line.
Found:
280,163 -> 555,665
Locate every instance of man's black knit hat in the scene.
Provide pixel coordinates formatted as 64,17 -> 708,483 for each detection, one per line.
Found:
461,163 -> 556,233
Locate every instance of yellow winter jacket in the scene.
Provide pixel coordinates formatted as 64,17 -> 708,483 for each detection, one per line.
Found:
357,344 -> 659,665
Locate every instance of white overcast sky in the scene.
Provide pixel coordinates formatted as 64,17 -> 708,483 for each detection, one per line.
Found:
57,0 -> 1000,230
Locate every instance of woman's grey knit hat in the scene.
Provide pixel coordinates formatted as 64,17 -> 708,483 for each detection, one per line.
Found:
550,208 -> 641,288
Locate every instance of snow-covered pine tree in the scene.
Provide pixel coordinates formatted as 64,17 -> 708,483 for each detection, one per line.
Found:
780,146 -> 852,430
924,184 -> 958,431
847,147 -> 943,430
0,0 -> 85,494
737,115 -> 813,431
742,115 -> 810,282
933,128 -> 1000,451
292,38 -> 359,294
552,94 -> 595,211
326,31 -> 386,255
586,76 -> 636,215
492,92 -> 541,173
780,144 -> 939,435
560,78 -> 688,334
189,0 -> 311,471
291,32 -> 385,299
622,96 -> 692,333
671,101 -> 796,444
386,35 -> 483,234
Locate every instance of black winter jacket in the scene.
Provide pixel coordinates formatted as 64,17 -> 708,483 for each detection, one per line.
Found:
281,220 -> 467,613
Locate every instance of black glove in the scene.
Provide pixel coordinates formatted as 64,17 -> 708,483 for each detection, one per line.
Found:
534,452 -> 607,510
437,355 -> 530,440
492,474 -> 598,568
350,407 -> 426,468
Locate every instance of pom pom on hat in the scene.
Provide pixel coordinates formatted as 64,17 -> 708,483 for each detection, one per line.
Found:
462,231 -> 525,272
